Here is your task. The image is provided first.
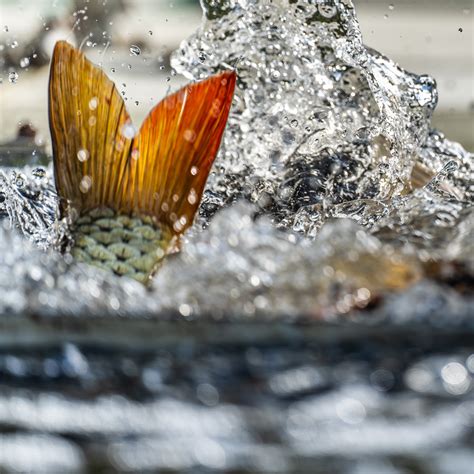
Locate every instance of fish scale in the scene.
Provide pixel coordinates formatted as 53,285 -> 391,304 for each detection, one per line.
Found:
71,207 -> 170,284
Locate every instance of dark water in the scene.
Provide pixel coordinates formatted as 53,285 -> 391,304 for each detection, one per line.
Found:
0,289 -> 473,473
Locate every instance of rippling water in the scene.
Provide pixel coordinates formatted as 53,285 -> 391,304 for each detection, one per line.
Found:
0,0 -> 473,471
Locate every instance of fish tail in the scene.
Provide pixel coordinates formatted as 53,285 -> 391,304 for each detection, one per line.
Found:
49,40 -> 236,235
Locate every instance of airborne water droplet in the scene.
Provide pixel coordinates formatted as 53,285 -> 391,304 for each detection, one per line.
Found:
129,44 -> 141,56
77,149 -> 89,162
122,123 -> 137,139
20,57 -> 30,68
8,71 -> 18,83
79,176 -> 92,193
32,167 -> 46,178
88,97 -> 98,110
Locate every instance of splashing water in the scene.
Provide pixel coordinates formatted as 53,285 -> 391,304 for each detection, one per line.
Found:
1,0 -> 471,320
172,0 -> 444,216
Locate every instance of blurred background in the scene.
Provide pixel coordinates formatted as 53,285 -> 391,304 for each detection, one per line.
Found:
0,0 -> 472,154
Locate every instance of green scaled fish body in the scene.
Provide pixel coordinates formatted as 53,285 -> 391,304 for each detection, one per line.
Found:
71,208 -> 173,284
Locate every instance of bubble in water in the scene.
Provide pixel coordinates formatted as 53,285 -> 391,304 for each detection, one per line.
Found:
129,45 -> 141,56
20,57 -> 30,68
10,40 -> 18,48
388,4 -> 394,10
3,25 -> 8,32
8,71 -> 18,83
15,174 -> 26,188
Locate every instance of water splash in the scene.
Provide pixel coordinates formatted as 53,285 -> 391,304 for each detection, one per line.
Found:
0,0 -> 472,320
172,0 -> 439,219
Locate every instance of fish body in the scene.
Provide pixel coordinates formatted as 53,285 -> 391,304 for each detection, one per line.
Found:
48,41 -> 236,283
71,208 -> 172,284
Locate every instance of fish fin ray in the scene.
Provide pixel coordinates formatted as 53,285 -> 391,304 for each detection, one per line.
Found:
132,70 -> 236,233
49,40 -> 133,216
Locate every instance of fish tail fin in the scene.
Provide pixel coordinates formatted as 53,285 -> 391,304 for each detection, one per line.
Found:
131,70 -> 236,234
49,40 -> 236,233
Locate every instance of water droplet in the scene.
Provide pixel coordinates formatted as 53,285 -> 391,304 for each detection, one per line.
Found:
15,174 -> 26,188
10,40 -> 18,48
3,25 -> 8,32
129,44 -> 141,56
88,97 -> 98,110
79,175 -> 92,193
32,167 -> 46,178
270,70 -> 281,81
318,5 -> 337,19
458,27 -> 463,33
187,189 -> 197,204
148,30 -> 153,35
121,123 -> 137,139
110,67 -> 116,73
388,4 -> 394,10
20,57 -> 30,68
8,71 -> 18,83
77,149 -> 89,162
183,129 -> 196,142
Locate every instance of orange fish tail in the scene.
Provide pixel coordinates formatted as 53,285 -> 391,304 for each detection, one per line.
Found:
49,40 -> 235,234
